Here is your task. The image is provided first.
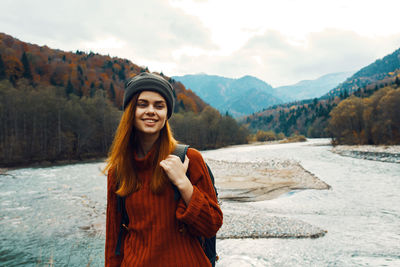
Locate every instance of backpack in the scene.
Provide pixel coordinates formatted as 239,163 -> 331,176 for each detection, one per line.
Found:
114,144 -> 219,267
171,144 -> 218,267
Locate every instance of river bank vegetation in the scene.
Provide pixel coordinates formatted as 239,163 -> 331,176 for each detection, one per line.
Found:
1,32 -> 399,166
243,48 -> 400,145
243,77 -> 400,145
0,78 -> 248,167
329,85 -> 400,145
0,33 -> 249,167
0,79 -> 120,166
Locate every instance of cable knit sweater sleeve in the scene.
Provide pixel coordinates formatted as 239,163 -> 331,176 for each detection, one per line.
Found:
105,171 -> 123,267
175,148 -> 223,238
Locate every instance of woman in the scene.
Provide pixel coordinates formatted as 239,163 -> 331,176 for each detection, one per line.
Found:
104,72 -> 223,266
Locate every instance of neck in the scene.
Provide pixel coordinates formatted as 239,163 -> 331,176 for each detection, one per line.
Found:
135,132 -> 160,158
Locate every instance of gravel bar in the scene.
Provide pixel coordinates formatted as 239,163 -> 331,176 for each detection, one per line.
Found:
200,157 -> 331,239
331,145 -> 400,163
217,203 -> 327,239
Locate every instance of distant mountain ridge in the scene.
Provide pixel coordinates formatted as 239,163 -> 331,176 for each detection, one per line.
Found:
326,48 -> 400,97
276,71 -> 355,101
241,46 -> 400,140
173,71 -> 352,117
173,74 -> 284,117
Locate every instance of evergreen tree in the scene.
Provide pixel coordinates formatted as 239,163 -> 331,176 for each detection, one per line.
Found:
109,82 -> 116,101
118,64 -> 126,80
0,55 -> 6,79
21,52 -> 33,80
90,82 -> 96,97
77,65 -> 83,76
395,76 -> 400,87
343,89 -> 349,98
66,79 -> 74,96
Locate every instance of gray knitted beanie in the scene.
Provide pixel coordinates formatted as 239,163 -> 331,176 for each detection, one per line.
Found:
123,72 -> 175,118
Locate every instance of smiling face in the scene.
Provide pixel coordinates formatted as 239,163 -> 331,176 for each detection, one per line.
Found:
133,91 -> 168,138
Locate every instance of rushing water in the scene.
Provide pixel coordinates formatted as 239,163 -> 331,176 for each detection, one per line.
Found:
1,139 -> 399,266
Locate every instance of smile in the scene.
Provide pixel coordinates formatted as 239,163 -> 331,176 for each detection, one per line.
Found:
142,119 -> 158,125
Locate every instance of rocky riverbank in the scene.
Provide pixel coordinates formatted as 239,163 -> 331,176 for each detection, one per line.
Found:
207,141 -> 400,240
0,168 -> 9,175
331,145 -> 400,163
3,141 -> 332,240
203,156 -> 331,239
218,202 -> 327,239
205,158 -> 331,202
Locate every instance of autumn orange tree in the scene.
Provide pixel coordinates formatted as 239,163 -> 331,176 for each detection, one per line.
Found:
373,87 -> 400,144
328,96 -> 365,144
328,85 -> 400,145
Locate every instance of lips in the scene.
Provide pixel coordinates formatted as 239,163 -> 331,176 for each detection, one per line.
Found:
142,118 -> 158,126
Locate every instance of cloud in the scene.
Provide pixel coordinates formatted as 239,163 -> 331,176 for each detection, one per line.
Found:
1,0 -> 214,61
170,29 -> 400,86
2,0 -> 400,86
1,0 -> 99,46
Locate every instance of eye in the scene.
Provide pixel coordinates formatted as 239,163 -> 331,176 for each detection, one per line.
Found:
137,101 -> 147,108
156,103 -> 166,109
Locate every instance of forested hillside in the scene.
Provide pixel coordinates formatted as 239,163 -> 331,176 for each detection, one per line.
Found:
0,33 -> 248,166
243,69 -> 400,144
243,46 -> 400,145
329,83 -> 400,145
0,33 -> 206,112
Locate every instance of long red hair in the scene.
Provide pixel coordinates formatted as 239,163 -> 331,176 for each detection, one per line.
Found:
103,93 -> 177,196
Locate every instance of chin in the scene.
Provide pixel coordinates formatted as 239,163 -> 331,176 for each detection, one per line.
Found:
140,127 -> 162,136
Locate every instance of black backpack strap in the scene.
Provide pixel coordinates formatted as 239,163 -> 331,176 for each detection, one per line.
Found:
206,164 -> 218,198
172,144 -> 218,266
172,144 -> 218,199
173,144 -> 189,162
172,144 -> 189,200
115,195 -> 129,256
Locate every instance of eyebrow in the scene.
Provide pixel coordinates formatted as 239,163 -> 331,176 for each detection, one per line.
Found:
137,99 -> 166,104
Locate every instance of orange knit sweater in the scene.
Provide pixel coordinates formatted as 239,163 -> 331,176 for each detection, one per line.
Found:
105,147 -> 223,267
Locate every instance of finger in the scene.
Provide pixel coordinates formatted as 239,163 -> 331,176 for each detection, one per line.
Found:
159,160 -> 166,170
159,160 -> 170,171
183,155 -> 189,172
163,155 -> 178,164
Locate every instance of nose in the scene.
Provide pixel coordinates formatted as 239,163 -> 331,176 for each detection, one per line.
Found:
145,104 -> 155,114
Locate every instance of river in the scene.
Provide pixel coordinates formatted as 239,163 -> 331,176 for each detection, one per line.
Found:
1,139 -> 399,266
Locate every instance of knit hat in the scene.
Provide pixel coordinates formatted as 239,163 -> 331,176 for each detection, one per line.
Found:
123,72 -> 175,118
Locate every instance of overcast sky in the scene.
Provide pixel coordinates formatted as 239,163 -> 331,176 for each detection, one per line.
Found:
2,0 -> 400,86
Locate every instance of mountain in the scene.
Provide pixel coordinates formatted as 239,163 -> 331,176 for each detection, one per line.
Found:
276,71 -> 355,100
0,32 -> 207,113
242,46 -> 400,140
172,74 -> 284,117
0,33 -> 249,166
325,48 -> 400,98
